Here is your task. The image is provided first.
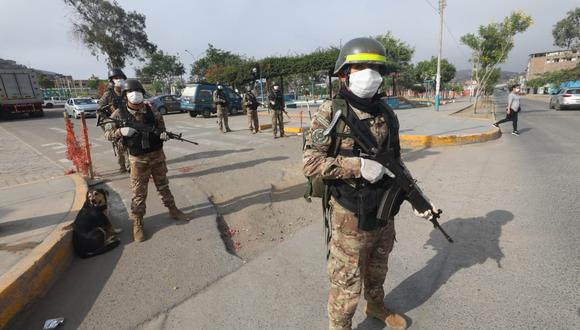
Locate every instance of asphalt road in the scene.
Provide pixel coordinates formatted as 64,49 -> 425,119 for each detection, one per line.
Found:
3,98 -> 580,329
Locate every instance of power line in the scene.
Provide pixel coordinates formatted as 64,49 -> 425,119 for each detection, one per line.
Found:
422,0 -> 471,62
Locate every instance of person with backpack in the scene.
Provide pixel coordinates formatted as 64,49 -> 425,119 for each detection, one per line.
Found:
493,84 -> 521,136
303,37 -> 418,330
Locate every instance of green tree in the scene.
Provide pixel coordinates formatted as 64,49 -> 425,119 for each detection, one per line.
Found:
414,57 -> 456,84
461,11 -> 533,112
552,7 -> 580,49
136,50 -> 185,93
37,74 -> 55,89
63,0 -> 157,68
86,78 -> 101,90
375,32 -> 415,74
189,44 -> 245,81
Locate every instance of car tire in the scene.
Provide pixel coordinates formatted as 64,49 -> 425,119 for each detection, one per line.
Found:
202,108 -> 211,118
188,111 -> 197,118
159,107 -> 167,115
555,101 -> 561,111
46,103 -> 53,108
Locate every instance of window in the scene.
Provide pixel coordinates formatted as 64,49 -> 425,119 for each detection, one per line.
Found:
198,90 -> 212,102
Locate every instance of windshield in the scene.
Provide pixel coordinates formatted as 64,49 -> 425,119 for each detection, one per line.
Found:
74,99 -> 93,105
181,86 -> 197,97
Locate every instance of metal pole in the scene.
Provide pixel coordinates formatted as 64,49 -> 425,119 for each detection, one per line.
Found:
435,0 -> 446,111
80,112 -> 94,179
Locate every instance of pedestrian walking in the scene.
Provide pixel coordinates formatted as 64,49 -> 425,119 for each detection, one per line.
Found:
303,37 -> 437,330
268,83 -> 285,138
98,68 -> 130,173
213,84 -> 232,133
493,84 -> 521,136
243,86 -> 260,133
104,79 -> 191,242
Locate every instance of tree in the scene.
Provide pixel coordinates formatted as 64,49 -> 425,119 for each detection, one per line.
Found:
136,50 -> 185,93
37,74 -> 55,89
189,44 -> 245,81
375,32 -> 415,74
461,11 -> 533,112
414,57 -> 456,84
553,7 -> 580,49
63,0 -> 157,68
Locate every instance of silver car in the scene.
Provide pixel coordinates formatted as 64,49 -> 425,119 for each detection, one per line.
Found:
549,88 -> 580,110
65,98 -> 98,119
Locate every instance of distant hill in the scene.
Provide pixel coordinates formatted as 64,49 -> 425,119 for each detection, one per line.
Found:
451,69 -> 519,84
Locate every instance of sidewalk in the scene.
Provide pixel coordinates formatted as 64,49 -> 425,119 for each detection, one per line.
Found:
0,126 -> 84,328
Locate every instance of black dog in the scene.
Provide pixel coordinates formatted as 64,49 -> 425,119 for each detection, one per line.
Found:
73,188 -> 121,258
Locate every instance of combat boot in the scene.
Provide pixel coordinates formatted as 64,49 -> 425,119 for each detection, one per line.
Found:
365,301 -> 407,330
131,215 -> 145,242
168,206 -> 192,221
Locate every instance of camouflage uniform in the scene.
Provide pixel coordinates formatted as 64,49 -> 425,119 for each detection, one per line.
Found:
243,91 -> 259,133
98,88 -> 129,171
303,100 -> 399,330
104,106 -> 177,221
213,89 -> 231,132
268,89 -> 285,138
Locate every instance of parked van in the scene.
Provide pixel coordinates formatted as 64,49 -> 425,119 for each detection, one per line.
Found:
180,83 -> 242,118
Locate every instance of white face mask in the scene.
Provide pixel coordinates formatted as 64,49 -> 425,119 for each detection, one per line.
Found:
113,79 -> 125,88
273,86 -> 279,91
348,68 -> 383,98
127,91 -> 144,104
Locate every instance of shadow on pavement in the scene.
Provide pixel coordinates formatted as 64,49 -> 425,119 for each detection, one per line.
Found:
356,210 -> 514,330
401,148 -> 440,163
165,148 -> 254,165
517,128 -> 533,134
8,184 -> 128,330
168,156 -> 288,180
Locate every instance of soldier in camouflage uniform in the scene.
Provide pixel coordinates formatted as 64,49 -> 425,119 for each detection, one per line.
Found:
98,68 -> 130,173
268,83 -> 285,138
303,38 -> 408,330
213,84 -> 232,133
243,87 -> 260,134
104,79 -> 191,242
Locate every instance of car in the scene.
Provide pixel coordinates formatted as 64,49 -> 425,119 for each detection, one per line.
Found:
180,83 -> 242,118
64,98 -> 98,119
43,96 -> 67,108
549,88 -> 580,110
146,94 -> 183,115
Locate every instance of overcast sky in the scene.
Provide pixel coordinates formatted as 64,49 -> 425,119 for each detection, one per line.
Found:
1,0 -> 577,79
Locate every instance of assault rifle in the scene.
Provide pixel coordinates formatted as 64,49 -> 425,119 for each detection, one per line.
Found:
99,117 -> 199,147
324,109 -> 454,243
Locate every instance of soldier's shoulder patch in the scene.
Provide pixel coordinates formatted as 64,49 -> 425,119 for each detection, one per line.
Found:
311,128 -> 329,145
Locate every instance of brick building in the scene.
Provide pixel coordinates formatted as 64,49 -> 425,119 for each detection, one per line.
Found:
527,49 -> 580,80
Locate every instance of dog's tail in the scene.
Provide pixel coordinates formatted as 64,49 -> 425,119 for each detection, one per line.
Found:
81,239 -> 121,259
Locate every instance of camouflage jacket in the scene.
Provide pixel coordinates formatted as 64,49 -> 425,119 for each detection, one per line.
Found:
104,105 -> 166,143
97,88 -> 124,117
302,99 -> 400,183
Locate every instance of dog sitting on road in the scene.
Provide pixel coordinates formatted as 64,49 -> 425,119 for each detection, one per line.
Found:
73,188 -> 121,258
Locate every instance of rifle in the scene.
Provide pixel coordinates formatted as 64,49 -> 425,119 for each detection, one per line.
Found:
100,117 -> 199,147
324,109 -> 454,243
282,109 -> 291,119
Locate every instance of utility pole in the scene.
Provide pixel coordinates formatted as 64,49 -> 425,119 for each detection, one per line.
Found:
435,0 -> 446,111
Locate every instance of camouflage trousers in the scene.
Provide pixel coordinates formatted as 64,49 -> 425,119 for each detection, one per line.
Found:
116,142 -> 129,171
247,109 -> 259,133
327,198 -> 396,330
217,105 -> 230,132
271,110 -> 284,137
129,149 -> 175,218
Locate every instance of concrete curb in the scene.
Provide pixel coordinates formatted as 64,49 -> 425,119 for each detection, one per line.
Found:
399,127 -> 501,148
0,174 -> 87,329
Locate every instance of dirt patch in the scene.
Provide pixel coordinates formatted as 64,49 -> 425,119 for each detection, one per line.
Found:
452,104 -> 496,121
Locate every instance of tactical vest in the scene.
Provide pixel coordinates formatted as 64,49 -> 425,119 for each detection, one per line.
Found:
305,97 -> 403,231
120,106 -> 163,156
270,92 -> 284,110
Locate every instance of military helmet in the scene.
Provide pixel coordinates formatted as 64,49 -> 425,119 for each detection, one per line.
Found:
108,68 -> 127,80
122,79 -> 145,95
334,37 -> 388,75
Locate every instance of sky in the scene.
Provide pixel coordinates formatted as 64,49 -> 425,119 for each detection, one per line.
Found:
1,0 -> 577,79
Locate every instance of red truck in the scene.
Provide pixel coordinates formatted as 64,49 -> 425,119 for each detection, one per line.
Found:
0,68 -> 44,118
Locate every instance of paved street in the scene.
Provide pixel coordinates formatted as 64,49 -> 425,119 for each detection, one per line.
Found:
3,97 -> 580,329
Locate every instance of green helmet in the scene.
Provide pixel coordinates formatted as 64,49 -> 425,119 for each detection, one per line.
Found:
334,37 -> 388,75
122,79 -> 145,95
108,68 -> 127,80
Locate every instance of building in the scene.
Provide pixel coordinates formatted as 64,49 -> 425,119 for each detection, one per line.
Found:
527,49 -> 580,80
